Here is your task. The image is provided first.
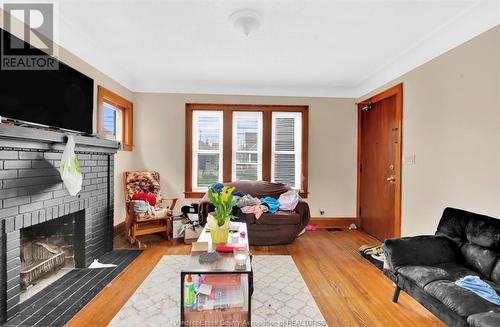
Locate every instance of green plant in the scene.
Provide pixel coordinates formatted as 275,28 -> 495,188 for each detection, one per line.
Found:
207,184 -> 236,227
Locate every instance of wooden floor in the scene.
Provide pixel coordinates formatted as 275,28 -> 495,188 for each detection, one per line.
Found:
66,230 -> 444,327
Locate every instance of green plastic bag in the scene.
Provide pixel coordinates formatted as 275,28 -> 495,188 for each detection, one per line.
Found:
60,135 -> 82,196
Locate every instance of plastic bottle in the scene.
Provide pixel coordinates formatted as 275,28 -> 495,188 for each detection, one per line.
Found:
185,274 -> 195,307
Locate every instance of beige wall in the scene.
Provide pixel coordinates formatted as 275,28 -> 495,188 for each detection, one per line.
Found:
118,93 -> 358,225
359,25 -> 500,236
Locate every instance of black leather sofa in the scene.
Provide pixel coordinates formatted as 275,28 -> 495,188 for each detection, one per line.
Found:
383,207 -> 500,327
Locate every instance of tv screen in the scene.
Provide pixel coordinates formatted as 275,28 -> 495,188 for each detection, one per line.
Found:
0,28 -> 94,134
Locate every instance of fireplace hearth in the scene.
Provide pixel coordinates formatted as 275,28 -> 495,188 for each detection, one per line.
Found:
0,124 -> 119,322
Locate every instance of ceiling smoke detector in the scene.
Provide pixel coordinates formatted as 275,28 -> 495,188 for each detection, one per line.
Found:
229,9 -> 261,37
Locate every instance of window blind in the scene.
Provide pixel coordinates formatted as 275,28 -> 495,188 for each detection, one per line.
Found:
271,112 -> 302,188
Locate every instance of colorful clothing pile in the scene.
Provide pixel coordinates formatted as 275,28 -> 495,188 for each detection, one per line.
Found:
260,197 -> 280,214
240,198 -> 269,219
278,190 -> 300,211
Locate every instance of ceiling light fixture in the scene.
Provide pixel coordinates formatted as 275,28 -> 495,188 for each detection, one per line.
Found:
229,9 -> 261,37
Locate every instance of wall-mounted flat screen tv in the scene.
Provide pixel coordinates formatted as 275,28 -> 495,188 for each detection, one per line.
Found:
0,28 -> 94,134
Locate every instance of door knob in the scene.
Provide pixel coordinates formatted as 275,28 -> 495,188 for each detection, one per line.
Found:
386,175 -> 396,184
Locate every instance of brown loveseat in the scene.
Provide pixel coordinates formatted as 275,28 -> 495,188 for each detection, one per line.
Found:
198,181 -> 310,246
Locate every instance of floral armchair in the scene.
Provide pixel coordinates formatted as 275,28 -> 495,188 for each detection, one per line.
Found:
123,171 -> 177,247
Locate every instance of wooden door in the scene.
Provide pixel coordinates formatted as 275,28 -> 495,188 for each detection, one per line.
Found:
358,84 -> 402,241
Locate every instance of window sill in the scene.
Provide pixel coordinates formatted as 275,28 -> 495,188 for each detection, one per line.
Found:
184,191 -> 205,199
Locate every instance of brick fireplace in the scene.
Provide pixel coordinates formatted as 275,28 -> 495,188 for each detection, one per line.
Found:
0,124 -> 119,322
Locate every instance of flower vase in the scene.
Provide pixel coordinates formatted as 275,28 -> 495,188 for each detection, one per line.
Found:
207,214 -> 230,244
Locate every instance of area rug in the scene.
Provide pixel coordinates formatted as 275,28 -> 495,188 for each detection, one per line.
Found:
109,255 -> 326,326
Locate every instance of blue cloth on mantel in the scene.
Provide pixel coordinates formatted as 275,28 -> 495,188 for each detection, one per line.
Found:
260,197 -> 280,214
455,275 -> 500,305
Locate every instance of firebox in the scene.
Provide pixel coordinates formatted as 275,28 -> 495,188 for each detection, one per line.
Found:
19,211 -> 85,301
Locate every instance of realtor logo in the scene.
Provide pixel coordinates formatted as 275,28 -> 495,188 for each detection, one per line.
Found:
1,2 -> 58,70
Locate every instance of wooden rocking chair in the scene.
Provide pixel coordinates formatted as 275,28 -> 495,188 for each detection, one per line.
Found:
123,171 -> 178,248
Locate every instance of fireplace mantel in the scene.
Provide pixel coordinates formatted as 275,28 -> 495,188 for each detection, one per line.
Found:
0,124 -> 119,153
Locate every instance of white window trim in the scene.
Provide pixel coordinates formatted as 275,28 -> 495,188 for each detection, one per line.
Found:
271,112 -> 302,189
232,111 -> 263,181
192,111 -> 223,192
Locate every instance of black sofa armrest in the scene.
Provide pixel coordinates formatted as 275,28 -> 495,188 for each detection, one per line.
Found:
383,235 -> 459,271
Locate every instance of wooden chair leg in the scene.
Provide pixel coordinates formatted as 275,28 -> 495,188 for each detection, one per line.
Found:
131,223 -> 137,245
166,219 -> 172,241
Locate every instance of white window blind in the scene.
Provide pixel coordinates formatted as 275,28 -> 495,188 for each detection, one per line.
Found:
192,111 -> 223,191
232,112 -> 263,181
271,112 -> 302,189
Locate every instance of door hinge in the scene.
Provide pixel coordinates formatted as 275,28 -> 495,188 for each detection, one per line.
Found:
359,207 -> 362,216
392,127 -> 399,144
359,164 -> 362,173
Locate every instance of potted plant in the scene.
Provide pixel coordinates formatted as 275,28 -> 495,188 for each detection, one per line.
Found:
207,184 -> 236,244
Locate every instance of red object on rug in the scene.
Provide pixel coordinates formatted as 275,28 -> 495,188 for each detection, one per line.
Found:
306,224 -> 317,231
132,192 -> 157,206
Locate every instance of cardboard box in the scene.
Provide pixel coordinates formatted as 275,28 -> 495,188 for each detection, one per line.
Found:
184,225 -> 203,244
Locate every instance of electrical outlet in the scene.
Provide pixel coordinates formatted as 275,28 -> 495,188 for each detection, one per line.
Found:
319,208 -> 325,216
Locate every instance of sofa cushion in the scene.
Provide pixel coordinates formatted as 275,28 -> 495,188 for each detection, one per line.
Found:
424,280 -> 500,317
434,262 -> 481,280
461,243 -> 500,278
489,260 -> 500,284
436,208 -> 471,245
465,216 -> 500,248
398,266 -> 451,288
436,208 -> 500,248
256,210 -> 301,225
467,312 -> 500,327
485,280 -> 500,295
397,262 -> 480,288
383,235 -> 458,270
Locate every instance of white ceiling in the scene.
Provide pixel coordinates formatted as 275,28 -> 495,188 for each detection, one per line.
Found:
56,0 -> 500,98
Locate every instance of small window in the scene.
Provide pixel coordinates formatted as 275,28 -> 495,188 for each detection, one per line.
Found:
192,111 -> 223,191
101,103 -> 122,142
271,112 -> 302,189
97,86 -> 133,150
232,112 -> 263,181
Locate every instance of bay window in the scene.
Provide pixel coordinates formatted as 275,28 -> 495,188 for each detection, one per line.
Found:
185,104 -> 308,198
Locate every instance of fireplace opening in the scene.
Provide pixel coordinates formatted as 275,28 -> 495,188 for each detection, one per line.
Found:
19,210 -> 85,302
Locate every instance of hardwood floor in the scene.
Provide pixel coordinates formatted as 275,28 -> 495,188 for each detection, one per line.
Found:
66,230 -> 443,327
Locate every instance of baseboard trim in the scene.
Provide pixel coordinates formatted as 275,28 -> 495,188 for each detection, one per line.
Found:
309,217 -> 359,229
114,221 -> 125,237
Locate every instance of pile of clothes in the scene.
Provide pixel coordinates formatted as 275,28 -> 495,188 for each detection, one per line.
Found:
232,189 -> 301,219
132,191 -> 169,219
134,200 -> 156,216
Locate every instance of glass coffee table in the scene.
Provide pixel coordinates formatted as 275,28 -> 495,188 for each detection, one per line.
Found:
180,222 -> 253,326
